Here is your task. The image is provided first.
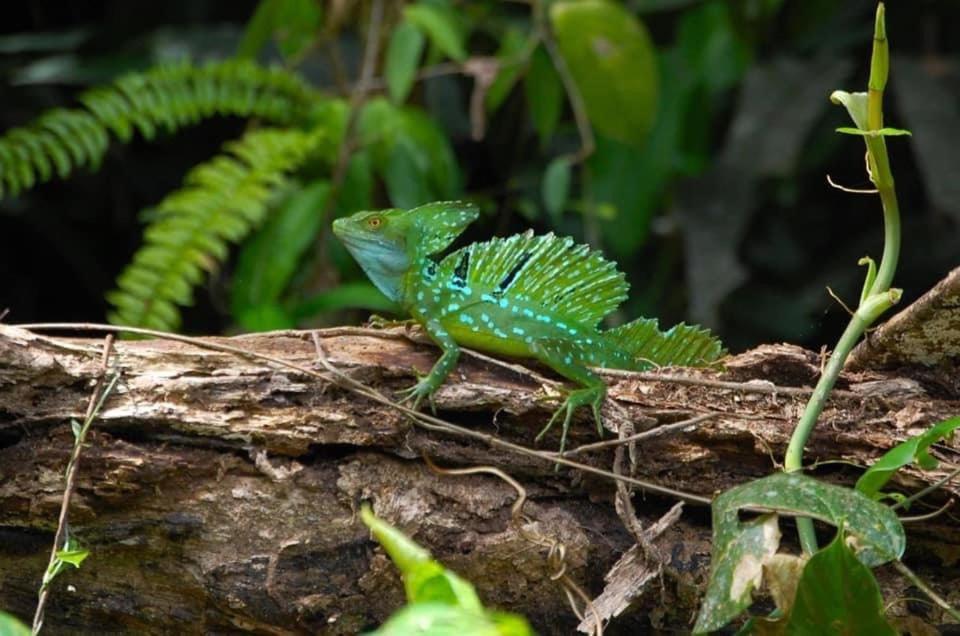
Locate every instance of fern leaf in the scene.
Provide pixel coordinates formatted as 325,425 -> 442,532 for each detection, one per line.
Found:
0,59 -> 320,199
107,127 -> 325,332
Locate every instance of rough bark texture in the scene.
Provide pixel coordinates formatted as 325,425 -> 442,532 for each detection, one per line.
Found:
0,322 -> 958,634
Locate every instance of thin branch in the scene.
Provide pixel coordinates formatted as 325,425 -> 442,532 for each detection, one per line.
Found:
891,464 -> 960,511
321,0 -> 385,222
535,0 -> 595,164
603,369 -> 859,399
32,336 -> 116,635
892,560 -> 960,622
560,413 -> 717,459
899,498 -> 954,523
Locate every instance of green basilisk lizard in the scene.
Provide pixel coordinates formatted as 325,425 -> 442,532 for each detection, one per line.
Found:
333,201 -> 724,450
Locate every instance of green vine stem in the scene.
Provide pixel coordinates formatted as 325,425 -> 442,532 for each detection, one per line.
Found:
783,2 -> 903,555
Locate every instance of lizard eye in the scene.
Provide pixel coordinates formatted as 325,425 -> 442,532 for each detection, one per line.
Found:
366,216 -> 383,229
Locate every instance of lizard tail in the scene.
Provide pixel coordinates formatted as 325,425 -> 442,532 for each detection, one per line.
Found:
601,317 -> 726,370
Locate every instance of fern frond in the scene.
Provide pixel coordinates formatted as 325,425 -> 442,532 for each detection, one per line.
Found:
106,127 -> 325,332
0,59 -> 320,198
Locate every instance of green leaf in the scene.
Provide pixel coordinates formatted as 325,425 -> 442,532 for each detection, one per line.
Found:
786,530 -> 897,635
370,602 -> 533,636
238,0 -> 323,61
238,0 -> 280,58
231,180 -> 331,329
694,473 -> 905,633
524,47 -> 563,145
726,473 -> 904,565
550,0 -> 658,147
289,282 -> 398,321
360,98 -> 461,204
360,505 -> 481,610
830,90 -> 869,131
856,416 -> 960,499
693,514 -> 781,634
55,546 -> 90,568
386,20 -> 426,104
385,138 -> 432,208
0,611 -> 31,636
835,126 -> 912,137
335,150 -> 373,215
70,418 -> 82,440
404,2 -> 466,63
542,157 -> 571,221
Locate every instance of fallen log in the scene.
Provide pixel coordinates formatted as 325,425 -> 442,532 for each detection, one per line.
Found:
0,323 -> 957,634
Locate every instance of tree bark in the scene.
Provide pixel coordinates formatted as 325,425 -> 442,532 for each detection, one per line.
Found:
0,323 -> 957,634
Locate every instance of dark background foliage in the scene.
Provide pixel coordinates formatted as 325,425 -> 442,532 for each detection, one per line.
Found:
1,0 -> 958,354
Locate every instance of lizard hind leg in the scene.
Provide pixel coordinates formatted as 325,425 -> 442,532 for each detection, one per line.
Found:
530,340 -> 607,454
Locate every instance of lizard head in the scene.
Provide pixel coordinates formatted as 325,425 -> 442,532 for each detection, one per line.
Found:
333,202 -> 479,302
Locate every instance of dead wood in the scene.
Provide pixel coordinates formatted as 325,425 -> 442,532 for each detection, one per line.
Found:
0,323 -> 958,634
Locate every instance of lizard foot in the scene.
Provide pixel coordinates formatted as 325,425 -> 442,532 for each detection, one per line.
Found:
397,374 -> 439,415
535,389 -> 605,456
366,314 -> 416,330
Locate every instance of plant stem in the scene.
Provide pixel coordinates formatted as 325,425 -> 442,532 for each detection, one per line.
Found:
783,2 -> 904,556
784,291 -> 900,554
32,337 -> 117,635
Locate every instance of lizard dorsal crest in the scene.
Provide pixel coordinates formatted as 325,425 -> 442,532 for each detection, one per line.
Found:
409,201 -> 480,256
438,231 -> 629,327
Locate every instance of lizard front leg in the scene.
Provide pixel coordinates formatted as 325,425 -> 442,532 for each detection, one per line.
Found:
399,317 -> 460,411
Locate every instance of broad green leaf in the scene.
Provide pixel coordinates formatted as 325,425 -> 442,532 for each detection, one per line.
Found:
394,108 -> 461,199
385,138 -> 432,208
485,28 -> 527,112
231,180 -> 331,329
694,514 -> 781,634
694,472 -> 905,633
856,416 -> 960,499
404,2 -> 466,62
786,530 -> 896,635
524,47 -> 563,145
360,98 -> 461,203
0,611 -> 30,636
385,20 -> 426,104
335,150 -> 373,215
717,473 -> 905,566
550,0 -> 658,147
289,282 -> 398,321
542,157 -> 571,221
370,602 -> 533,636
830,90 -> 869,131
835,126 -> 912,137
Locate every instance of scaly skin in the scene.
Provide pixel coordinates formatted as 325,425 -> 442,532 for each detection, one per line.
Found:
333,201 -> 723,451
